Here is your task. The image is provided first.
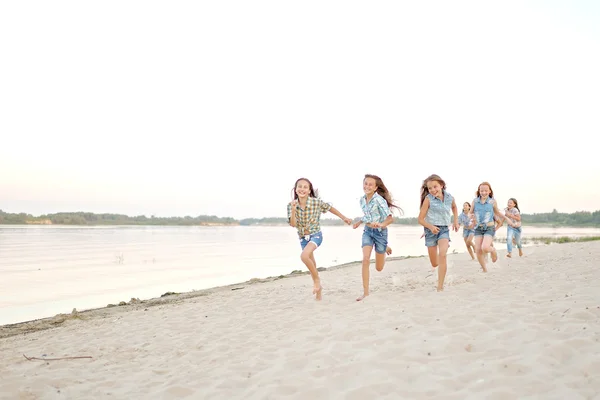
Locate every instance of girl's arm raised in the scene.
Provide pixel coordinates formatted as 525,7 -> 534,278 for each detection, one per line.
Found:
288,201 -> 297,227
381,214 -> 394,228
493,201 -> 504,228
329,207 -> 352,225
451,198 -> 459,232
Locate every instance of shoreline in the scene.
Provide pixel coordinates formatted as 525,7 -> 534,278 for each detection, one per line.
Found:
2,241 -> 599,398
2,236 -> 598,338
0,254 -> 422,339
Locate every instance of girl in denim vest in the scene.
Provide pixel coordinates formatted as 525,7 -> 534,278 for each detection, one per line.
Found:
468,182 -> 505,272
503,198 -> 523,258
458,202 -> 476,260
353,174 -> 402,301
418,174 -> 459,292
288,177 -> 352,300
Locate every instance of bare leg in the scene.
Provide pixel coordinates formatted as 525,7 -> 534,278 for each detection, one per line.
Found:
437,239 -> 450,291
473,235 -> 487,272
300,243 -> 322,300
481,235 -> 497,263
427,246 -> 439,268
375,252 -> 386,272
357,246 -> 373,301
464,237 -> 475,260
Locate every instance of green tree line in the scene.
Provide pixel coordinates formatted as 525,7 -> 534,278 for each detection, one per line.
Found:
1,209 -> 599,227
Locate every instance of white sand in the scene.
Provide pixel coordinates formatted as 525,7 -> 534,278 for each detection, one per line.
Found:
1,241 -> 600,399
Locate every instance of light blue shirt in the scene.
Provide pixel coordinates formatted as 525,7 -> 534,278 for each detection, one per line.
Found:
425,191 -> 453,226
360,193 -> 391,223
458,212 -> 473,231
473,196 -> 495,225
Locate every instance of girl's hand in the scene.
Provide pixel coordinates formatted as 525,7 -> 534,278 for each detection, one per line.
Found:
352,221 -> 362,229
289,200 -> 298,207
371,222 -> 381,228
343,217 -> 352,225
430,225 -> 440,234
453,221 -> 460,232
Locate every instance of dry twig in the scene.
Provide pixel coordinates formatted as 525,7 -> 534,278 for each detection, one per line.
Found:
23,354 -> 92,361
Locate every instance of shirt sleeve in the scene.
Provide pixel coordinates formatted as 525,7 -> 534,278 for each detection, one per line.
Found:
287,203 -> 292,222
318,199 -> 332,213
377,196 -> 392,217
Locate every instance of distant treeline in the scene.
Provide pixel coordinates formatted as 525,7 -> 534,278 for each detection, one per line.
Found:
1,209 -> 599,227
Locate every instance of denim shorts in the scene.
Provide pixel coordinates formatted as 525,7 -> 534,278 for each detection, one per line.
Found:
424,225 -> 450,247
362,226 -> 388,254
299,231 -> 323,250
463,228 -> 475,238
474,224 -> 495,237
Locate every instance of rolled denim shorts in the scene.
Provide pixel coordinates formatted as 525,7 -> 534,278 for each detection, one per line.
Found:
463,228 -> 475,238
424,225 -> 450,247
300,231 -> 323,250
474,224 -> 495,237
362,226 -> 388,254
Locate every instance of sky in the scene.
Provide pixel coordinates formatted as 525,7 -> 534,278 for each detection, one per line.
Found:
1,1 -> 599,220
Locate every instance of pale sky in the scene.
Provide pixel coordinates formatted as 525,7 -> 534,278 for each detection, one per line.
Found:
1,1 -> 599,220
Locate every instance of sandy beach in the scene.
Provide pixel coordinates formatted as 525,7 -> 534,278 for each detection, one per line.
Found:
1,241 -> 599,399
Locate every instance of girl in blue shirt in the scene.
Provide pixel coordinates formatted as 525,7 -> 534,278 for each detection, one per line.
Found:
418,174 -> 459,292
468,182 -> 505,272
458,202 -> 476,260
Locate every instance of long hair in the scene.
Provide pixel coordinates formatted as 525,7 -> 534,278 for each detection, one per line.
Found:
476,182 -> 494,198
364,174 -> 403,215
420,174 -> 446,206
291,177 -> 318,200
509,197 -> 520,212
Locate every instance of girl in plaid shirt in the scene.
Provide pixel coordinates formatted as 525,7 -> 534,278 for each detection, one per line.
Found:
288,177 -> 352,300
503,198 -> 523,258
353,174 -> 402,301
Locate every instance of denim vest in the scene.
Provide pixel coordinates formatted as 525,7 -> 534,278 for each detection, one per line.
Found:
425,191 -> 453,226
473,196 -> 495,225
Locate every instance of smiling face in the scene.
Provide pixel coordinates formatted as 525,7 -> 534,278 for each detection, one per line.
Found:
507,199 -> 516,209
478,184 -> 491,199
363,177 -> 377,196
295,179 -> 311,199
426,180 -> 443,198
463,202 -> 471,213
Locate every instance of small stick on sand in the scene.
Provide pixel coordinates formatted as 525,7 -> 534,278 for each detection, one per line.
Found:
23,354 -> 92,361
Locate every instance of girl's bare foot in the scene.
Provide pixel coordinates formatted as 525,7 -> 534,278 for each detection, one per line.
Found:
506,253 -> 512,258
491,249 -> 498,263
313,285 -> 322,301
437,286 -> 444,292
386,246 -> 392,255
356,294 -> 368,301
519,248 -> 523,257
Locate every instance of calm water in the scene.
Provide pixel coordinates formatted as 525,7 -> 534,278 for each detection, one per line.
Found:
1,224 -> 599,325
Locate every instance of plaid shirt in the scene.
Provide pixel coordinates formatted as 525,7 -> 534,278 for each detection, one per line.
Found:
505,207 -> 522,228
360,193 -> 391,223
287,197 -> 332,237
